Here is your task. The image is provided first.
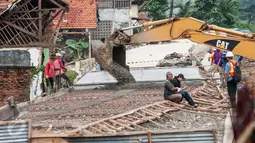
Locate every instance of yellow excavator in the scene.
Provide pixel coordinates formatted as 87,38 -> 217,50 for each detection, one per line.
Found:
101,17 -> 255,143
109,17 -> 255,60
93,17 -> 255,85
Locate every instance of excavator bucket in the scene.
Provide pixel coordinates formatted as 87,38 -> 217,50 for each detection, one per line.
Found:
91,40 -> 135,85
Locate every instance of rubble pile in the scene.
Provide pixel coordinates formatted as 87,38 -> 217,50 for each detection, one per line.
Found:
156,52 -> 193,67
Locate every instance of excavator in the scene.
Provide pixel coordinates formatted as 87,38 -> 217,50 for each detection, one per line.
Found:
92,17 -> 255,143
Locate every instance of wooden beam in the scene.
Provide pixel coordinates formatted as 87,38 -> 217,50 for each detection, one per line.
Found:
4,0 -> 32,19
52,10 -> 65,44
50,0 -> 65,9
38,0 -> 42,42
1,18 -> 42,21
43,10 -> 62,33
3,21 -> 38,39
12,8 -> 66,13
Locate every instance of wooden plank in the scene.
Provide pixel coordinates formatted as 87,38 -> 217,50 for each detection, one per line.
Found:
80,129 -> 94,135
141,110 -> 161,118
3,21 -> 38,39
6,25 -> 19,45
38,0 -> 42,42
12,8 -> 65,13
97,124 -> 117,133
50,0 -> 65,9
52,10 -> 65,44
89,126 -> 104,134
111,119 -> 134,130
143,108 -> 162,116
43,9 -> 62,30
101,121 -> 122,131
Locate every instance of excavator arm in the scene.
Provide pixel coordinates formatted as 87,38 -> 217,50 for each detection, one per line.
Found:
109,17 -> 255,60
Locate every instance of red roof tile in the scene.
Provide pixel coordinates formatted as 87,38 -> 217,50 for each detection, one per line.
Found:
0,0 -> 14,14
58,0 -> 97,29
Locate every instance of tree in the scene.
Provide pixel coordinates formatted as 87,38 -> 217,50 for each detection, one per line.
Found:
241,4 -> 255,24
145,0 -> 169,21
191,0 -> 240,28
174,0 -> 193,17
169,0 -> 174,17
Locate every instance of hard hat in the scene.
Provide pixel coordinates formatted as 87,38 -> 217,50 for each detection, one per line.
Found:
208,48 -> 213,53
56,53 -> 61,57
60,51 -> 65,54
226,51 -> 234,57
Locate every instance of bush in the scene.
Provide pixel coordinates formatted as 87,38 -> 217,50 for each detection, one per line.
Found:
63,70 -> 78,87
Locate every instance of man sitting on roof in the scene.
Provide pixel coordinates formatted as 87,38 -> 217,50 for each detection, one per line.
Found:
164,72 -> 198,107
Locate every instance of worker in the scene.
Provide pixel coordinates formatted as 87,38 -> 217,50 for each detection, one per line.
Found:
206,49 -> 224,84
224,51 -> 237,105
54,53 -> 72,91
164,72 -> 182,102
45,55 -> 55,95
221,51 -> 228,68
207,48 -> 215,65
164,72 -> 197,107
60,51 -> 66,66
170,74 -> 198,107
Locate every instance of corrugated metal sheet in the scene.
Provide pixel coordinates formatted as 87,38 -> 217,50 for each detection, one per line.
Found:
65,130 -> 215,143
0,121 -> 29,143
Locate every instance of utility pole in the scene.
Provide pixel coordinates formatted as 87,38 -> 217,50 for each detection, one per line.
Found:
169,0 -> 174,18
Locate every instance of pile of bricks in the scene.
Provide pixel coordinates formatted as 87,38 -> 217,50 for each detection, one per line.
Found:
0,66 -> 30,106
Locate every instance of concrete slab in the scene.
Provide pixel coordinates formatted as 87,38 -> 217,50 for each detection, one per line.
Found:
75,67 -> 202,85
126,41 -> 194,67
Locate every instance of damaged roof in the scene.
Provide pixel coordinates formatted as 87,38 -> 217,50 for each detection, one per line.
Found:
0,0 -> 14,14
57,0 -> 97,29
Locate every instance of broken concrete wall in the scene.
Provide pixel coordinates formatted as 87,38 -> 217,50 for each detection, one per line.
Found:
98,9 -> 131,35
92,41 -> 135,85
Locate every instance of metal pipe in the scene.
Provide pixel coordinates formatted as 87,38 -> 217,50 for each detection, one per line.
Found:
121,25 -> 143,31
143,18 -> 175,27
122,18 -> 176,31
209,25 -> 255,39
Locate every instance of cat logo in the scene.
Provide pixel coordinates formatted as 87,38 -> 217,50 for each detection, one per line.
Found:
216,40 -> 230,50
204,39 -> 240,51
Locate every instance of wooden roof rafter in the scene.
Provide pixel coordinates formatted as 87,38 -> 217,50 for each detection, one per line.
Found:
0,0 -> 69,48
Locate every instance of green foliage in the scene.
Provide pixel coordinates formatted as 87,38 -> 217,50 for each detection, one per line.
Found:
174,0 -> 193,17
65,39 -> 88,60
30,65 -> 45,81
63,70 -> 78,87
145,0 -> 169,21
191,0 -> 240,28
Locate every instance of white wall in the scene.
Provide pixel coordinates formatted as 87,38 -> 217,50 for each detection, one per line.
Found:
28,48 -> 42,101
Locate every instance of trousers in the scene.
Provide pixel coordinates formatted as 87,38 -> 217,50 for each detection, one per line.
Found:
55,73 -> 72,90
167,91 -> 195,105
227,79 -> 237,104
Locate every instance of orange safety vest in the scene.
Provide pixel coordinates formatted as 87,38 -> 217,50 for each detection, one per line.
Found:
227,59 -> 237,77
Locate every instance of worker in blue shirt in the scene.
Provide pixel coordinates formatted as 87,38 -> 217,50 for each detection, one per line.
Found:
224,51 -> 237,105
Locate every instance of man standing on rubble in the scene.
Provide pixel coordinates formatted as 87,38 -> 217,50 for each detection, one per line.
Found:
164,72 -> 197,107
206,49 -> 224,83
224,52 -> 238,105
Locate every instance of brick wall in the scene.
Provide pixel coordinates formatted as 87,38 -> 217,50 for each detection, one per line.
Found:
0,67 -> 30,106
